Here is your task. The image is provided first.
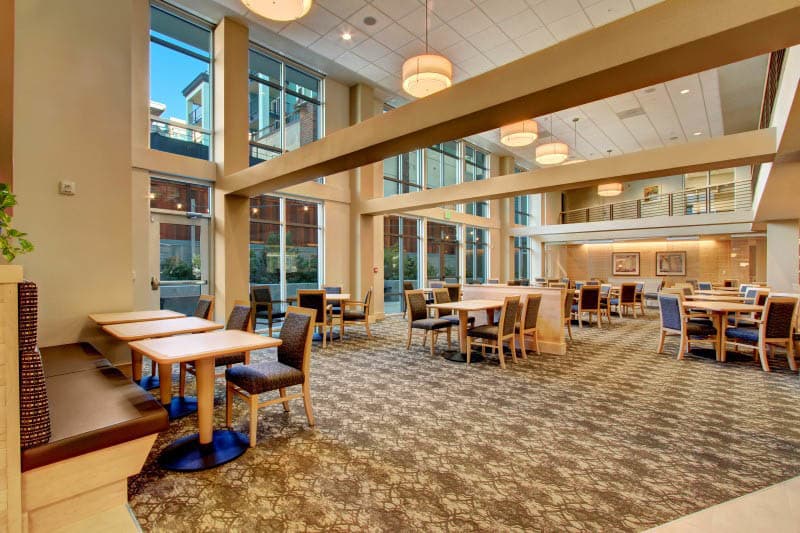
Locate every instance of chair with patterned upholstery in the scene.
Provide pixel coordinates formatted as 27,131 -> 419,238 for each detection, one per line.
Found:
573,285 -> 602,328
563,288 -> 575,341
610,283 -> 638,318
723,279 -> 739,288
432,288 -> 475,334
725,296 -> 798,372
180,300 -> 252,395
340,288 -> 373,339
225,306 -> 316,447
194,294 -> 214,319
250,285 -> 285,336
585,280 -> 601,286
405,289 -> 453,356
599,284 -> 613,325
323,285 -> 343,319
698,281 -> 713,291
466,295 -> 520,368
444,283 -> 460,303
402,281 -> 414,317
429,280 -> 445,289
634,283 -> 646,315
298,290 -> 335,348
657,293 -> 717,360
516,294 -> 542,359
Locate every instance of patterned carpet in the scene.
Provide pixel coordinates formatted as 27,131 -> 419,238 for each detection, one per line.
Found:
129,312 -> 800,532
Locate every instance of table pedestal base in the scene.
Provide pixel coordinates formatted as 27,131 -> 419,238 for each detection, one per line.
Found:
164,396 -> 198,420
158,430 -> 249,472
441,350 -> 485,363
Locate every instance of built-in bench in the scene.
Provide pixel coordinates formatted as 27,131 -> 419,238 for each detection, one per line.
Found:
19,281 -> 168,532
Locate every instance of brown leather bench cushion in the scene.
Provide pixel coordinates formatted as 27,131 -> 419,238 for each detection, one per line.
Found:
21,347 -> 169,472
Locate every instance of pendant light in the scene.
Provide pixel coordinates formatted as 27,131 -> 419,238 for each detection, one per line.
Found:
242,0 -> 312,22
597,149 -> 623,196
402,0 -> 453,98
562,117 -> 586,165
500,119 -> 538,147
535,116 -> 569,165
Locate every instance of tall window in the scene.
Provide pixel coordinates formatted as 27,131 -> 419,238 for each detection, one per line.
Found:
465,226 -> 488,283
149,5 -> 213,160
427,221 -> 459,282
425,142 -> 460,189
384,151 -> 422,196
514,195 -> 531,225
249,48 -> 323,166
383,216 -> 421,313
514,237 -> 531,280
250,196 -> 322,301
464,145 -> 489,217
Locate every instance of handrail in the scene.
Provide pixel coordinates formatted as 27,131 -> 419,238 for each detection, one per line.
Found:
560,180 -> 752,224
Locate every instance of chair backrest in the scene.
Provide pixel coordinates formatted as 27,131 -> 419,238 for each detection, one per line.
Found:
658,293 -> 683,332
563,288 -> 574,320
739,284 -> 752,296
674,282 -> 693,296
698,282 -> 713,291
507,279 -> 520,286
575,281 -> 585,290
686,279 -> 699,290
444,277 -> 458,284
278,306 -> 315,374
743,287 -> 758,304
600,284 -> 612,296
406,290 -> 429,322
251,285 -> 274,305
560,277 -> 570,285
724,279 -> 739,288
363,287 -> 373,310
586,280 -> 601,286
432,288 -> 452,317
763,296 -> 798,339
521,294 -> 542,330
487,278 -> 499,284
498,296 -> 521,338
403,281 -> 414,291
226,300 -> 252,332
620,283 -> 637,303
445,283 -> 460,303
429,280 -> 445,289
579,286 -> 601,310
323,285 -> 342,294
297,290 -> 327,324
634,282 -> 644,295
519,279 -> 530,286
194,294 -> 214,319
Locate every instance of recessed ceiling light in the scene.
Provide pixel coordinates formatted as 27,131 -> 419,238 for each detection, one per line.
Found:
669,136 -> 679,141
363,16 -> 376,26
680,89 -> 690,95
693,131 -> 703,136
341,31 -> 352,41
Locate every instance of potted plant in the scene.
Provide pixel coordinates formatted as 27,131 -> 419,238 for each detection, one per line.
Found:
0,183 -> 33,262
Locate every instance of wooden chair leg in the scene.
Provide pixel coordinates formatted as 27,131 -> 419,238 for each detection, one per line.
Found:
406,324 -> 413,349
566,321 -> 573,341
302,382 -> 315,426
249,394 -> 259,448
519,332 -> 527,360
758,338 -> 771,372
279,387 -> 290,412
430,331 -> 436,357
447,327 -> 451,348
225,383 -> 234,429
509,337 -> 518,364
422,330 -> 428,347
498,340 -> 507,369
179,362 -> 187,397
365,317 -> 372,338
678,330 -> 687,360
534,331 -> 540,355
657,330 -> 666,354
466,338 -> 472,365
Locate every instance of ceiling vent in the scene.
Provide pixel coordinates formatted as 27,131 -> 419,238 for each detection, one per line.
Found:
616,107 -> 646,120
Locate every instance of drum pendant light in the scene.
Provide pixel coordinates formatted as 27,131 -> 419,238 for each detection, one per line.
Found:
500,119 -> 538,147
242,0 -> 312,22
402,0 -> 453,98
535,116 -> 568,165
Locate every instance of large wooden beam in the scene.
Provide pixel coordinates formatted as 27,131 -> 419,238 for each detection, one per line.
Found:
360,129 -> 777,216
220,0 -> 800,198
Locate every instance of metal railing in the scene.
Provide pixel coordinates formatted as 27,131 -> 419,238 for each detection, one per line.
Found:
560,180 -> 752,224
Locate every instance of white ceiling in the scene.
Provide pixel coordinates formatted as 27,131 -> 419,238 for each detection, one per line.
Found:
191,0 -> 767,169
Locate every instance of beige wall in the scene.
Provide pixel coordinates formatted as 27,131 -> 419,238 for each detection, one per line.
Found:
563,175 -> 683,211
559,237 -> 766,284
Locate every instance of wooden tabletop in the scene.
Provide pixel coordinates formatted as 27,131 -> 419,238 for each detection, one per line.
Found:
684,295 -> 745,302
287,293 -> 351,302
428,299 -> 504,312
89,309 -> 185,325
682,301 -> 763,313
102,316 -> 223,341
129,330 -> 281,364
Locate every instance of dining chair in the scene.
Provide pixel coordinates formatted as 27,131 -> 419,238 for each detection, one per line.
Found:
487,278 -> 499,284
585,280 -> 601,286
573,285 -> 602,328
297,290 -> 335,348
405,289 -> 453,356
698,282 -> 713,291
432,288 -> 475,331
225,306 -> 316,448
516,294 -> 542,359
179,300 -> 253,397
194,294 -> 215,319
429,280 -> 445,289
610,283 -> 638,318
673,283 -> 694,296
575,281 -> 585,291
563,288 -> 575,341
323,285 -> 343,319
402,280 -> 414,317
723,279 -> 739,288
250,285 -> 286,336
656,293 -> 717,360
444,277 -> 459,284
444,283 -> 461,303
466,295 -> 521,368
599,284 -> 613,324
340,287 -> 373,339
634,283 -> 646,315
725,295 -> 798,372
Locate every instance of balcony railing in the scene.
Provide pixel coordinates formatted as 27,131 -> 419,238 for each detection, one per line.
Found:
560,180 -> 752,224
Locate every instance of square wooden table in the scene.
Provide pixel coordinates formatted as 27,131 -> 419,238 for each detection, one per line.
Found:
682,301 -> 763,362
103,317 -> 224,418
698,289 -> 741,296
427,299 -> 504,362
89,309 -> 185,325
684,294 -> 745,302
129,330 -> 281,471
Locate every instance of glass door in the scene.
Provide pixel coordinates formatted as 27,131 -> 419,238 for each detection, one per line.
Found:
150,213 -> 210,314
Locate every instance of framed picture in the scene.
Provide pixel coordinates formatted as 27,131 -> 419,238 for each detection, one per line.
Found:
612,252 -> 640,276
643,185 -> 661,203
656,251 -> 687,276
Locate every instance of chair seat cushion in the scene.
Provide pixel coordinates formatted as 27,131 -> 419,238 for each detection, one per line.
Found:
443,315 -> 475,325
411,318 -> 452,330
255,310 -> 285,320
343,310 -> 366,320
689,317 -> 714,327
686,322 -> 717,336
468,325 -> 499,340
726,326 -> 759,343
226,361 -> 304,395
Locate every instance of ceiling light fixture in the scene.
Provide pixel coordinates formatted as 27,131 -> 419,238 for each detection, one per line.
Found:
500,119 -> 538,147
680,89 -> 690,94
402,0 -> 452,98
693,131 -> 703,136
242,0 -> 312,21
341,31 -> 352,41
535,116 -> 568,165
597,149 -> 622,196
563,117 -> 586,165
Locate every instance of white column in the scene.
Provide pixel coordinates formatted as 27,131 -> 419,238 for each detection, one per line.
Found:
766,220 -> 799,292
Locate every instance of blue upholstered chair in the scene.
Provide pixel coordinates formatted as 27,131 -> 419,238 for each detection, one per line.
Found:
634,283 -> 646,315
575,281 -> 585,291
726,296 -> 797,372
657,293 -> 717,360
698,282 -> 713,291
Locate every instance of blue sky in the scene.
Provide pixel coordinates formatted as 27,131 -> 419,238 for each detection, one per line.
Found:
150,36 -> 209,121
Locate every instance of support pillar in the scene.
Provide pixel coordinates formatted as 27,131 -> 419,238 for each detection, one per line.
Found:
766,220 -> 799,292
497,156 -> 515,282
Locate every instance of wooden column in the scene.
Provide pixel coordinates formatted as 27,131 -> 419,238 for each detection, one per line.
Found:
766,220 -> 800,291
497,156 -> 515,282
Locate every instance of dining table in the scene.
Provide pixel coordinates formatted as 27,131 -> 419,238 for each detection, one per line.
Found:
682,301 -> 763,362
684,294 -> 745,302
129,329 -> 281,471
102,316 -> 224,418
286,293 -> 351,303
427,299 -> 504,363
89,309 -> 185,325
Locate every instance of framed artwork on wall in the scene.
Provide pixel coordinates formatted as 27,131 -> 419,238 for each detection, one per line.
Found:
656,251 -> 687,276
643,185 -> 661,203
612,252 -> 640,276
